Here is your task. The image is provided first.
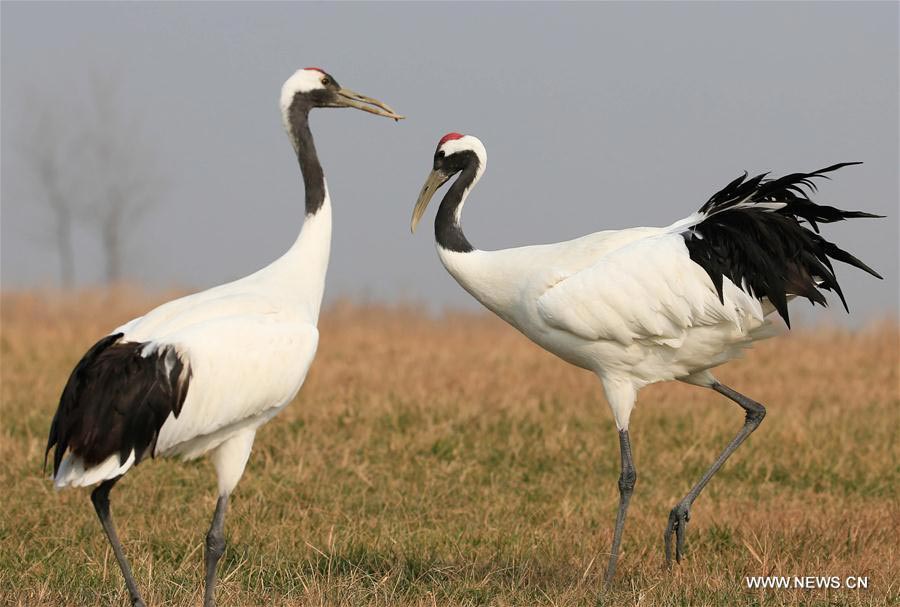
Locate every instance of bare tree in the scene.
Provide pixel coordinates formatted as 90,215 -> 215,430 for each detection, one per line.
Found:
78,75 -> 163,284
18,73 -> 163,286
19,109 -> 78,288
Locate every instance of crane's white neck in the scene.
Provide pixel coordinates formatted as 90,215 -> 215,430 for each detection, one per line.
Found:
277,188 -> 332,322
256,107 -> 332,324
437,246 -> 520,329
433,149 -> 520,321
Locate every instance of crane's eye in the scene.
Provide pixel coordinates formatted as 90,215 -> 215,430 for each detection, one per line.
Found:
321,77 -> 331,86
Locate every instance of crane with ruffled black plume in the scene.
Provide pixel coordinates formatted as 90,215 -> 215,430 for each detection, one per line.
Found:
410,133 -> 882,583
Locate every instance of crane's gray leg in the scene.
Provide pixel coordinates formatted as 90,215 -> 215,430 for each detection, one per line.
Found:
204,495 -> 229,607
664,382 -> 766,564
604,429 -> 637,584
90,478 -> 146,607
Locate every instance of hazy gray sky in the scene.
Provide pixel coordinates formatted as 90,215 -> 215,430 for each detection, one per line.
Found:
2,2 -> 897,325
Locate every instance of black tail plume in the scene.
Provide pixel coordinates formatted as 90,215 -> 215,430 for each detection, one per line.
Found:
46,334 -> 192,479
684,162 -> 883,327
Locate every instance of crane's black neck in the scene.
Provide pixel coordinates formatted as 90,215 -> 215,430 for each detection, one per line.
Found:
290,108 -> 326,217
435,157 -> 479,253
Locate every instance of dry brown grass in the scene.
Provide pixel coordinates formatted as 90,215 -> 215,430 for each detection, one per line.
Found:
1,289 -> 898,606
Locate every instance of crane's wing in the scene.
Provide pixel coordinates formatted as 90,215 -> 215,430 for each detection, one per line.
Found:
48,314 -> 318,487
536,233 -> 764,347
148,315 -> 319,454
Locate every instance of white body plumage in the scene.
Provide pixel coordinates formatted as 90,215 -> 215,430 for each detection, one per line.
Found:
54,192 -> 331,492
438,222 -> 774,429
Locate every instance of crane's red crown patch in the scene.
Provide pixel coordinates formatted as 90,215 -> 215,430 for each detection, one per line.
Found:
439,132 -> 465,146
304,67 -> 327,74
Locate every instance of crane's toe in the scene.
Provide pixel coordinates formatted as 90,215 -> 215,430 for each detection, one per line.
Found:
664,502 -> 691,565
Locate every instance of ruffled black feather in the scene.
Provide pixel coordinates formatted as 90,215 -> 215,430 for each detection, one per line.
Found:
45,334 -> 192,477
684,163 -> 882,327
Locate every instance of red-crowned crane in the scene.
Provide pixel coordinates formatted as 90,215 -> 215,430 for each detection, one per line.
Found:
45,68 -> 402,607
410,132 -> 882,583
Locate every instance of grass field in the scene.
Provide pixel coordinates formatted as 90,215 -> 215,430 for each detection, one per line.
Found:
1,290 -> 897,606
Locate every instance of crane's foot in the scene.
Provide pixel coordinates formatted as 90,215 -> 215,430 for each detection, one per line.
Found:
664,501 -> 691,565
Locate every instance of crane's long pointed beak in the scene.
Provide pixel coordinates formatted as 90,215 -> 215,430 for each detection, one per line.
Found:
411,170 -> 450,233
336,87 -> 404,120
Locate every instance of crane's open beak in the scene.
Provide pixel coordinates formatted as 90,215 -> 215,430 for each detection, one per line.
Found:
411,169 -> 451,233
336,88 -> 404,120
